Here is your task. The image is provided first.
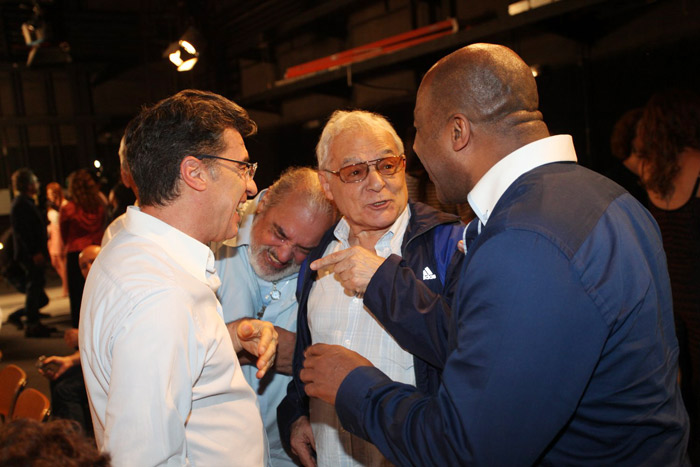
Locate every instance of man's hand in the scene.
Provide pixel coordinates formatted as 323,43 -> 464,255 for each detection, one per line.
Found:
39,353 -> 79,380
300,344 -> 373,405
290,416 -> 317,467
274,327 -> 296,375
310,246 -> 385,295
228,318 -> 278,379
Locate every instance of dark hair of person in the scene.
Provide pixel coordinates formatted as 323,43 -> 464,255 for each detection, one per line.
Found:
0,418 -> 111,467
637,89 -> 700,197
109,181 -> 136,221
11,168 -> 36,195
46,182 -> 64,200
68,169 -> 103,213
610,108 -> 643,162
125,89 -> 257,207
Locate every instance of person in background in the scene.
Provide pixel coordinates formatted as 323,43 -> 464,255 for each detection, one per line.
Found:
215,166 -> 337,466
59,169 -> 105,329
298,43 -> 689,465
637,88 -> 700,464
39,244 -> 101,435
80,89 -> 277,466
8,168 -> 52,337
46,182 -> 68,297
105,181 -> 135,227
278,110 -> 464,466
606,107 -> 648,206
102,129 -> 139,246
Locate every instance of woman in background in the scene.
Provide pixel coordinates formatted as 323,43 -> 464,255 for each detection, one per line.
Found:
637,89 -> 700,464
46,182 -> 68,297
60,169 -> 105,329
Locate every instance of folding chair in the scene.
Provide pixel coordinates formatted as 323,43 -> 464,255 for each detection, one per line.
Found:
11,387 -> 51,422
0,364 -> 27,422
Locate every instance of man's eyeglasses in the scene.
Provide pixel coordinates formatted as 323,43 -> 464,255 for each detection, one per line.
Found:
196,155 -> 258,180
323,155 -> 405,183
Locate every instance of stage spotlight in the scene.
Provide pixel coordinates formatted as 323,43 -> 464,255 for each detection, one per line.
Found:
164,27 -> 203,72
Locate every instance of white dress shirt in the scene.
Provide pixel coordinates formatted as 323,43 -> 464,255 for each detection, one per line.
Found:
100,212 -> 125,246
80,206 -> 266,466
308,206 -> 416,467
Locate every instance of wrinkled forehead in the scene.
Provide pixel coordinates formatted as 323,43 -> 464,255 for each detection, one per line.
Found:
328,127 -> 401,166
258,197 -> 329,241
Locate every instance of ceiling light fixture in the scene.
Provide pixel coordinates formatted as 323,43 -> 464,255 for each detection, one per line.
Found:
164,27 -> 203,72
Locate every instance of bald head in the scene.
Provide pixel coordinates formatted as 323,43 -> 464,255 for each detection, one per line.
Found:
412,43 -> 550,202
79,245 -> 101,278
422,43 -> 545,133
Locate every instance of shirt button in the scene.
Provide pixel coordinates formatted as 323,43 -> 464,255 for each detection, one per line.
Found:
344,339 -> 351,346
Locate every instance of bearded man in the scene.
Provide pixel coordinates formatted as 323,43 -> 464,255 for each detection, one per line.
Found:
215,166 -> 337,466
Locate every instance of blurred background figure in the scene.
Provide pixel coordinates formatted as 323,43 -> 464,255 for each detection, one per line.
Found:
637,88 -> 700,464
38,244 -> 101,436
106,181 -> 136,227
78,245 -> 100,279
59,169 -> 105,329
46,182 -> 68,297
0,418 -> 109,466
7,168 -> 53,338
607,108 -> 648,207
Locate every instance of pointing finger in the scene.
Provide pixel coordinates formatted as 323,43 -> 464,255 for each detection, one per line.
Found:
310,249 -> 352,271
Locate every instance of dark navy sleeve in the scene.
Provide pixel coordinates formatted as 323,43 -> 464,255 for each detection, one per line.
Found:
335,229 -> 609,466
363,251 -> 459,369
277,260 -> 314,453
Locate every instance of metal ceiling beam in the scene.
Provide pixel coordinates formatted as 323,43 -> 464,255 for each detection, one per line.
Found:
238,0 -> 639,107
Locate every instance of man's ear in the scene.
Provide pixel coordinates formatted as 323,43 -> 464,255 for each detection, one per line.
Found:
255,194 -> 267,214
180,156 -> 208,192
451,114 -> 471,152
318,171 -> 334,202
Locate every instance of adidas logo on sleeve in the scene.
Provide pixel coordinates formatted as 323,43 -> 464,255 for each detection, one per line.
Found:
422,267 -> 437,280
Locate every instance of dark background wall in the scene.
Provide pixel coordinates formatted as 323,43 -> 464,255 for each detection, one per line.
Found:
0,0 -> 698,218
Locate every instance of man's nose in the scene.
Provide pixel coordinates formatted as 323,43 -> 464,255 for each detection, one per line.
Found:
246,178 -> 258,197
275,243 -> 295,264
365,164 -> 386,189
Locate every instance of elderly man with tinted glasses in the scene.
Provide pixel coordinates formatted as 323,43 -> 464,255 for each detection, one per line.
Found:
80,90 -> 277,466
277,110 -> 464,466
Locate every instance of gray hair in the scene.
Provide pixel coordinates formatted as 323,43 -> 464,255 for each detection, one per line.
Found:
262,166 -> 337,221
315,110 -> 404,169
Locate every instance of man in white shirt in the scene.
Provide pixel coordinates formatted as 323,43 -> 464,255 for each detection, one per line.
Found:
80,89 -> 278,466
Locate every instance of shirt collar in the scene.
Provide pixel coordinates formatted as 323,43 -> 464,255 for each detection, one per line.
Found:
333,204 -> 411,253
222,189 -> 267,248
124,205 -> 219,289
467,135 -> 577,225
